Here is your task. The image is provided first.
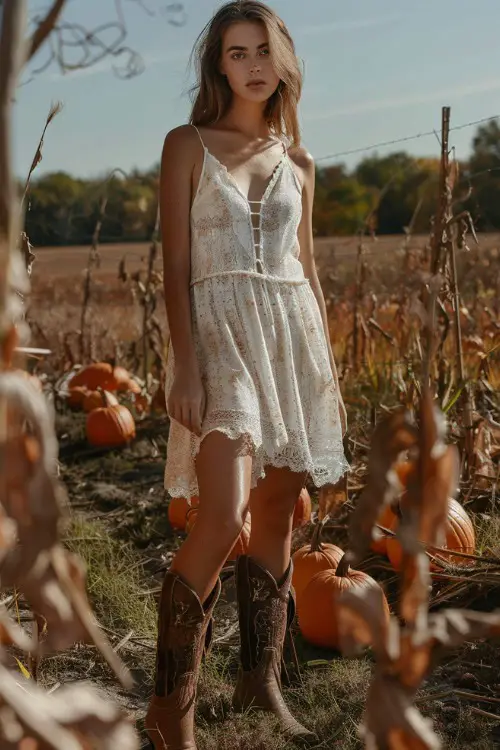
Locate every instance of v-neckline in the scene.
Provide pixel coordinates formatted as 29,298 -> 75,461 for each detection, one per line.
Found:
204,146 -> 288,207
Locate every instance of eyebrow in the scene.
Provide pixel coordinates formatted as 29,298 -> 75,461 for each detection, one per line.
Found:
226,42 -> 268,52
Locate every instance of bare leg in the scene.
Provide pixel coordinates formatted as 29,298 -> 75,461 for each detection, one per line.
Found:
248,466 -> 308,580
145,431 -> 252,749
170,430 -> 253,602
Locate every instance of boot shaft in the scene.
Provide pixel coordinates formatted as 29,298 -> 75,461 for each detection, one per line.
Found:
154,570 -> 220,697
234,555 -> 292,671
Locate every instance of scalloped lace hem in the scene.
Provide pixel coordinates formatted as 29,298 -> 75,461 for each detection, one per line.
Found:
164,423 -> 350,499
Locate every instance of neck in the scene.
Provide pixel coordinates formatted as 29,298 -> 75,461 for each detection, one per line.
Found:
223,96 -> 270,139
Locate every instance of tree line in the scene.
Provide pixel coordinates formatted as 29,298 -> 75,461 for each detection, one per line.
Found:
23,121 -> 500,246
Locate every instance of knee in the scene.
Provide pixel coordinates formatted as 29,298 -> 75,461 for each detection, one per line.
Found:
219,509 -> 249,544
195,505 -> 249,548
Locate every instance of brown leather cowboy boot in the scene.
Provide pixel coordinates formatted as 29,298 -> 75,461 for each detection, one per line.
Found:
145,570 -> 221,749
232,555 -> 318,746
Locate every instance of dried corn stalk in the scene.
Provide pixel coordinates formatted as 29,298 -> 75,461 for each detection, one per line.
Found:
0,2 -> 138,748
338,389 -> 500,749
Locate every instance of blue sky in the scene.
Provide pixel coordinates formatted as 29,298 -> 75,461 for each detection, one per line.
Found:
13,0 -> 500,179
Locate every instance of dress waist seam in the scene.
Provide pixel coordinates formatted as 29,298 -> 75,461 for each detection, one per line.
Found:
190,270 -> 309,287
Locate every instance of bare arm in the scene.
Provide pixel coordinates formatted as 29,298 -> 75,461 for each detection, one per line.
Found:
293,147 -> 347,434
160,126 -> 205,435
160,126 -> 198,369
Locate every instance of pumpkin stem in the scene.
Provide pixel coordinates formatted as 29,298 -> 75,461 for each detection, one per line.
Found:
335,553 -> 350,577
96,386 -> 115,408
96,386 -> 106,406
310,514 -> 329,552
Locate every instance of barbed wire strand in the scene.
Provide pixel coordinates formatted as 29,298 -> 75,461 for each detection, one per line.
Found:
315,113 -> 500,163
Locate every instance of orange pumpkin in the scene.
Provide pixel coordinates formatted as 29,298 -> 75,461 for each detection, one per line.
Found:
69,363 -> 119,391
292,487 -> 312,529
69,362 -> 141,395
113,366 -> 133,391
67,386 -> 89,410
126,378 -> 142,395
186,508 -> 251,561
292,523 -> 344,600
297,554 -> 390,649
168,496 -> 199,531
86,397 -> 136,447
371,459 -> 415,556
82,388 -> 119,413
386,497 -> 476,570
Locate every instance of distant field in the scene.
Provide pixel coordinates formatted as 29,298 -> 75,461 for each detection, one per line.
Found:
30,233 -> 500,281
29,235 -> 428,281
26,233 -> 499,360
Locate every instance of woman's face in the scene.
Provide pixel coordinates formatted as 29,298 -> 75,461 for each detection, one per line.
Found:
220,21 -> 281,103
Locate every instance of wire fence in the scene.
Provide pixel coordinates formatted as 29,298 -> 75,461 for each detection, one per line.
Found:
315,113 -> 500,163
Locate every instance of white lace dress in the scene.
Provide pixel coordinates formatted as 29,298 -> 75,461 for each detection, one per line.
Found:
164,126 -> 349,497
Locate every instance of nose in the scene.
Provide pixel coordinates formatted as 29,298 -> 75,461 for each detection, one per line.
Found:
250,60 -> 261,74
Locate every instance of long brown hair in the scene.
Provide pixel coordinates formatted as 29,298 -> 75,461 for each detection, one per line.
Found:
189,1 -> 303,146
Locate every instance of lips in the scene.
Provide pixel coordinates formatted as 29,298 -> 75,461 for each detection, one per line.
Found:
246,80 -> 266,87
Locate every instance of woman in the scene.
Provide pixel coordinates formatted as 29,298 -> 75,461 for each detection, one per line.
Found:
145,2 -> 349,748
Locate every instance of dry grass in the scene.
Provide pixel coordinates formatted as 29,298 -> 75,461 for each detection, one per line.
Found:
195,653 -> 371,749
46,501 -> 498,749
474,514 -> 500,556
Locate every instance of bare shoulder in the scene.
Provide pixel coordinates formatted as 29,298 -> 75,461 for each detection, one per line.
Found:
288,145 -> 315,174
162,124 -> 202,163
287,145 -> 315,195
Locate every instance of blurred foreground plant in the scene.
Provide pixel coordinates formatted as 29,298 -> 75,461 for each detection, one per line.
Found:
339,389 -> 500,749
0,2 -> 138,748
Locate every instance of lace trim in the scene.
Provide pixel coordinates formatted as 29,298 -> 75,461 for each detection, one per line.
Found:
164,410 -> 350,499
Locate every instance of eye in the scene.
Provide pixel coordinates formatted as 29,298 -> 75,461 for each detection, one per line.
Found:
231,52 -> 245,60
259,48 -> 270,56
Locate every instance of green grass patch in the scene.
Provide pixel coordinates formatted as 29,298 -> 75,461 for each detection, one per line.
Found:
64,515 -> 157,638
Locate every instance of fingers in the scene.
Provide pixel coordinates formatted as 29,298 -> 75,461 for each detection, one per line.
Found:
190,403 -> 202,437
167,398 -> 204,436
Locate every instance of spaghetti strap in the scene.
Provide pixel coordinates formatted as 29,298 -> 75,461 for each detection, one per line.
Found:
190,123 -> 205,149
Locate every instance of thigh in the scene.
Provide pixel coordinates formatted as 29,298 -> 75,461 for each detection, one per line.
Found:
194,430 -> 253,523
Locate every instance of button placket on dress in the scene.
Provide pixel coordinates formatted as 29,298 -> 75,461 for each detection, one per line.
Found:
249,198 -> 274,327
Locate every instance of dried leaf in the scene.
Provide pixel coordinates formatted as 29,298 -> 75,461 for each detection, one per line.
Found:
398,552 -> 431,635
23,546 -> 133,689
348,409 -> 417,562
0,606 -> 33,651
428,608 -> 500,660
414,391 -> 459,549
0,374 -> 64,586
0,664 -> 138,750
338,584 -> 398,664
362,675 -> 440,750
472,419 -> 496,488
395,390 -> 457,631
